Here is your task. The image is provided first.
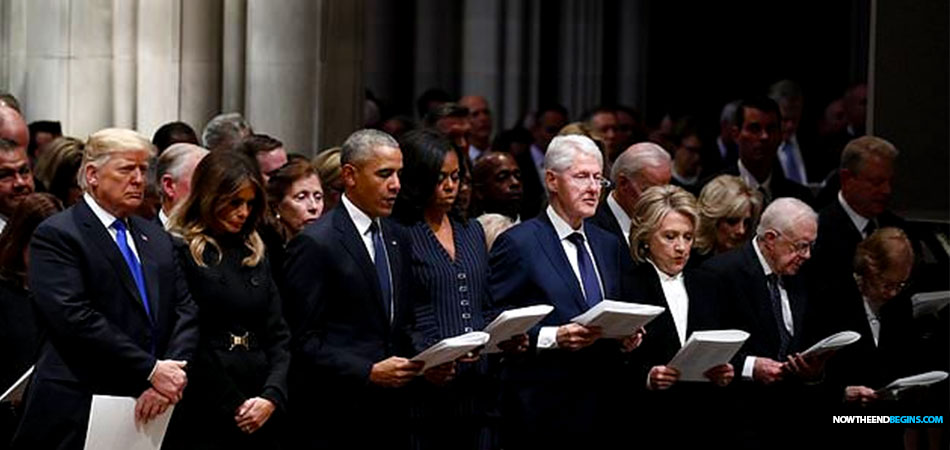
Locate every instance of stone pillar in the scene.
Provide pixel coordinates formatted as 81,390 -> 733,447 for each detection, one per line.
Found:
180,0 -> 223,133
221,0 -> 245,114
414,0 -> 461,111
316,0 -> 364,151
112,0 -> 137,129
558,0 -> 604,118
245,0 -> 319,154
135,0 -> 181,137
615,0 -> 647,111
461,0 -> 500,125
22,0 -> 70,125
67,0 -> 115,137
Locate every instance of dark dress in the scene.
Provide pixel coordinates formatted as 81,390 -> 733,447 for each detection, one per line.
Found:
0,278 -> 38,450
164,236 -> 291,450
407,219 -> 497,450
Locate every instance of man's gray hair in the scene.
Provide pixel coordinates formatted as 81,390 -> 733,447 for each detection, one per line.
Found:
768,79 -> 803,102
202,112 -> 251,151
544,135 -> 603,173
610,142 -> 671,181
840,135 -> 899,175
341,129 -> 399,166
756,197 -> 817,236
720,100 -> 741,125
156,143 -> 209,198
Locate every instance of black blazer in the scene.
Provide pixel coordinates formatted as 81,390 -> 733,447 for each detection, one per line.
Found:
281,205 -> 427,448
701,240 -> 810,375
710,160 -> 814,206
514,151 -> 546,220
488,213 -> 628,448
14,198 -> 199,450
586,198 -> 629,255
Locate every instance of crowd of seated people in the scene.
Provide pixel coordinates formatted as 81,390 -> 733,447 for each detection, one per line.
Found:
0,81 -> 945,450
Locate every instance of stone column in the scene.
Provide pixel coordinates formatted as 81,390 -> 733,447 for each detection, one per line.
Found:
461,0 -> 501,122
112,0 -> 137,129
135,0 -> 181,137
558,0 -> 604,118
316,0 -> 364,151
179,0 -> 223,133
221,0 -> 245,114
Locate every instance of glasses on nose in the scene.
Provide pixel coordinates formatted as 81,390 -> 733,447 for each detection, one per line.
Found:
567,172 -> 610,189
773,230 -> 815,256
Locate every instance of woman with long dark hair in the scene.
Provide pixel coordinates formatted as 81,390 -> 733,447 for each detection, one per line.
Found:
0,193 -> 63,449
394,129 -> 525,450
164,151 -> 290,449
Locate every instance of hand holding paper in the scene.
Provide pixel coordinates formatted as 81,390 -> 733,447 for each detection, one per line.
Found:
370,356 -> 423,388
135,388 -> 171,426
483,305 -> 554,353
800,331 -> 861,357
411,331 -> 490,372
556,323 -> 602,351
667,330 -> 749,382
571,300 -> 664,339
85,395 -> 174,450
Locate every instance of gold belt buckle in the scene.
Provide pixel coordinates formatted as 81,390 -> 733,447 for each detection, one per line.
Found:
229,332 -> 249,351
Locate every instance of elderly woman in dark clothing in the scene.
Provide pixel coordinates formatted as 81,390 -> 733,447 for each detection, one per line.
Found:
0,193 -> 62,450
393,129 -> 526,450
164,151 -> 291,450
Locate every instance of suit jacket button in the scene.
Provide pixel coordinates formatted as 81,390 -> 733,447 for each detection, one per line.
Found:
250,276 -> 261,287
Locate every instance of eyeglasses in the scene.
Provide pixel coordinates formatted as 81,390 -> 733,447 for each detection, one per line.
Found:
773,230 -> 815,256
566,172 -> 611,189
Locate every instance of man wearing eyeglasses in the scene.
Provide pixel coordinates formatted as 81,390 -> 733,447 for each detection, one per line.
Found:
703,197 -> 830,448
489,135 -> 643,449
0,103 -> 34,232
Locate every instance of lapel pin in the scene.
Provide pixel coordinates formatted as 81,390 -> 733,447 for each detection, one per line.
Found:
141,234 -> 148,242
391,240 -> 397,246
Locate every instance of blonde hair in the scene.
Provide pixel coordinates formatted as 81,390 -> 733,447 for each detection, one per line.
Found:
694,175 -> 763,254
476,213 -> 515,251
629,185 -> 698,263
313,147 -> 341,187
81,128 -> 156,191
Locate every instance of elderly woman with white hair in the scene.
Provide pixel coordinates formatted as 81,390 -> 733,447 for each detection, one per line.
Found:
622,184 -> 733,447
488,134 -> 644,449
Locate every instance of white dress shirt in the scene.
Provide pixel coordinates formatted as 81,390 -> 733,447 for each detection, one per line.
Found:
0,214 -> 7,233
158,208 -> 170,230
606,193 -> 632,245
341,193 -> 393,321
838,191 -> 875,239
862,297 -> 881,347
84,192 -> 141,261
468,144 -> 485,162
537,206 -> 606,350
743,238 -> 794,379
649,260 -> 689,346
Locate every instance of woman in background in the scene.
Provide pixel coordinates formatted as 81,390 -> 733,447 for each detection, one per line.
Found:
692,174 -> 762,267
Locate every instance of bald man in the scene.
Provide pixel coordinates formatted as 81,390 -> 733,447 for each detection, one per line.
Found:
458,95 -> 493,161
472,151 -> 522,221
0,105 -> 35,230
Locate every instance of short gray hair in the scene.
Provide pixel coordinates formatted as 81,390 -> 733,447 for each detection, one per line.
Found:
544,135 -> 603,173
80,128 -> 156,191
756,197 -> 817,236
720,100 -> 741,125
341,129 -> 399,166
840,135 -> 899,175
610,142 -> 671,181
156,143 -> 209,198
202,112 -> 251,151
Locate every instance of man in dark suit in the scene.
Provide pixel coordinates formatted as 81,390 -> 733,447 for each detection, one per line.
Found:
588,142 -> 671,253
281,129 -> 448,450
702,197 -> 830,448
13,128 -> 199,450
706,96 -> 813,207
809,136 -> 907,298
489,135 -> 643,449
154,143 -> 208,229
516,104 -> 568,220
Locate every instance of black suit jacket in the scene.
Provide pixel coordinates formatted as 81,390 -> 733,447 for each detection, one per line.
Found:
14,198 -> 198,450
281,205 -> 426,448
488,213 -> 628,448
587,198 -> 629,254
712,160 -> 814,206
514,151 -> 546,220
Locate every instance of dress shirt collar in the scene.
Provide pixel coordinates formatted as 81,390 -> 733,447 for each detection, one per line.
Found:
751,237 -> 775,278
530,144 -> 546,171
547,205 -> 586,241
737,158 -> 771,192
342,193 -> 375,236
84,192 -> 122,230
159,208 -> 170,229
607,192 -> 632,242
717,136 -> 728,159
838,190 -> 870,235
648,258 -> 684,282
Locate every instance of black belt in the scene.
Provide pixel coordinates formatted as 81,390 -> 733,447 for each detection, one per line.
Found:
208,331 -> 260,351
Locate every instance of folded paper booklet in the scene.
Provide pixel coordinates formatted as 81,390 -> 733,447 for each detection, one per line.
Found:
83,395 -> 174,450
482,304 -> 555,353
571,300 -> 665,338
911,291 -> 950,318
876,370 -> 949,400
801,330 -> 861,357
668,330 -> 750,382
411,331 -> 490,371
0,365 -> 33,404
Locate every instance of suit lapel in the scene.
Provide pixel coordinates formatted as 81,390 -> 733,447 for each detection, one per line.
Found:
536,214 -> 589,312
75,200 -> 151,320
129,218 -> 159,323
333,208 -> 387,324
739,243 -> 781,350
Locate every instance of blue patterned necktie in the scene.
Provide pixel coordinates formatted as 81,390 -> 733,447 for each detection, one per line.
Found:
113,219 -> 151,320
369,221 -> 392,321
567,232 -> 603,307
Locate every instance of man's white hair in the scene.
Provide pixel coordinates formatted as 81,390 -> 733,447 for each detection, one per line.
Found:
756,197 -> 817,236
610,142 -> 671,181
544,135 -> 603,173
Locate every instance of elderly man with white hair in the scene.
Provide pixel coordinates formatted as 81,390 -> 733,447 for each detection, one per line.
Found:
489,135 -> 644,449
702,197 -> 832,448
13,128 -> 199,449
588,141 -> 671,250
155,143 -> 209,228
